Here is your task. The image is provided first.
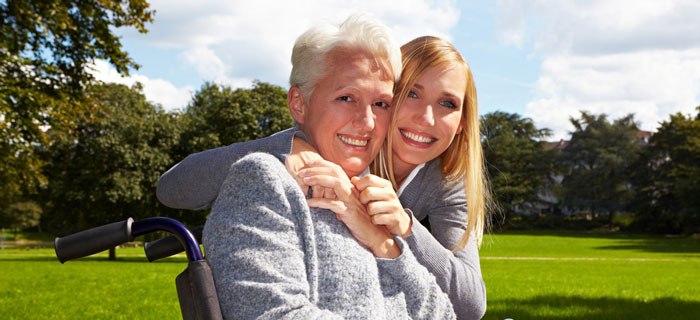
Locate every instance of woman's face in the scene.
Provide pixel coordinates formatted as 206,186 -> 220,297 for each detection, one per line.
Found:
294,50 -> 394,177
391,64 -> 466,171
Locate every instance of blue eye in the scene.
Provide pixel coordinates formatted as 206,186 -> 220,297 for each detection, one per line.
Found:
407,91 -> 418,99
440,99 -> 458,109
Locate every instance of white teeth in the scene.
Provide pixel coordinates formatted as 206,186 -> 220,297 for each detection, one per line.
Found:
338,135 -> 368,146
401,129 -> 434,144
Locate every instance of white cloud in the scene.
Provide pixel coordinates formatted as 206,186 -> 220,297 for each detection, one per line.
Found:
182,46 -> 227,84
497,0 -> 700,139
495,0 -> 532,47
91,60 -> 194,111
120,0 -> 459,89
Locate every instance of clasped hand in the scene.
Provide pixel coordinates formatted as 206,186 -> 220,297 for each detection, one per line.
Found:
285,139 -> 410,258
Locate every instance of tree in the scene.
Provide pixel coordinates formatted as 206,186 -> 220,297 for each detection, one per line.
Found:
559,112 -> 641,224
40,83 -> 181,237
630,107 -> 700,234
174,81 -> 293,160
481,112 -> 553,218
0,201 -> 42,240
1,0 -> 154,214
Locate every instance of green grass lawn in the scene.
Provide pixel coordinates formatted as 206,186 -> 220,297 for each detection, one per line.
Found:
0,248 -> 185,319
480,231 -> 700,319
1,231 -> 699,319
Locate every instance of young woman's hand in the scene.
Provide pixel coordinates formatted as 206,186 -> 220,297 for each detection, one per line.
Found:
352,175 -> 412,238
298,159 -> 400,259
284,137 -> 336,199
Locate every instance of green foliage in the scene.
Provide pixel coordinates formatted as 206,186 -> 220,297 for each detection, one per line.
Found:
0,201 -> 42,239
630,107 -> 700,234
1,0 -> 154,90
0,0 -> 154,212
40,83 -> 182,233
175,81 -> 293,160
559,112 -> 641,223
481,111 -> 553,217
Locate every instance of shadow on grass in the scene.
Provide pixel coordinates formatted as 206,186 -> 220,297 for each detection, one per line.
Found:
0,256 -> 188,263
484,294 -> 700,320
596,237 -> 700,254
495,230 -> 700,255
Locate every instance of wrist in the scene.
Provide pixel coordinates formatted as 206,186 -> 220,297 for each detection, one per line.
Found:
399,210 -> 414,238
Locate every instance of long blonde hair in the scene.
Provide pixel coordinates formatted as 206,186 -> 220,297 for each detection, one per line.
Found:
374,36 -> 493,248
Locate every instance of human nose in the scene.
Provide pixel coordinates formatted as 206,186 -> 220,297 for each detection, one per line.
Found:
414,104 -> 435,127
353,104 -> 375,131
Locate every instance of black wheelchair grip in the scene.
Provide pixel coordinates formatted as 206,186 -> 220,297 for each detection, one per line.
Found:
144,226 -> 203,262
54,218 -> 135,263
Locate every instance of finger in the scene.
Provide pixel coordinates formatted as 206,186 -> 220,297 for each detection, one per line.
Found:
323,188 -> 337,199
366,201 -> 401,216
303,175 -> 350,197
311,185 -> 325,199
286,171 -> 310,197
352,174 -> 392,191
370,213 -> 395,226
298,166 -> 337,177
307,198 -> 347,214
359,186 -> 395,204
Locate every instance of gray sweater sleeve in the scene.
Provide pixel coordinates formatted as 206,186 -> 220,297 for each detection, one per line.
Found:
376,238 -> 457,319
203,153 -> 342,319
156,128 -> 297,210
400,161 -> 486,320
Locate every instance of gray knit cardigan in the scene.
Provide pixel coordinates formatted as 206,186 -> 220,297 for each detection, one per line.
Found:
204,152 -> 455,319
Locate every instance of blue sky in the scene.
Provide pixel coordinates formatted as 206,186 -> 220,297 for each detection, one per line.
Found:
95,0 -> 700,140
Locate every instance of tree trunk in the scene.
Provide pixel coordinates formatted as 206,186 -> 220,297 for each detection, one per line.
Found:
109,247 -> 116,260
608,211 -> 615,226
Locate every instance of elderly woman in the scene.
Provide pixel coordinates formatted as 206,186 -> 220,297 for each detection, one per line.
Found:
159,15 -> 455,319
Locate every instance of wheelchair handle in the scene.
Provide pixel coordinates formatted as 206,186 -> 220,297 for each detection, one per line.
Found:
55,217 -> 204,263
55,218 -> 134,263
144,226 -> 203,262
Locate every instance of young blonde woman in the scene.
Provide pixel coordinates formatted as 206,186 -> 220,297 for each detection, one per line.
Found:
295,36 -> 492,319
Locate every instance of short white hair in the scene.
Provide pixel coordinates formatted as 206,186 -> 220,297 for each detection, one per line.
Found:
289,14 -> 402,100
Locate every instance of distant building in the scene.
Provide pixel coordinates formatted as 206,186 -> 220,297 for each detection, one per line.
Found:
636,130 -> 652,145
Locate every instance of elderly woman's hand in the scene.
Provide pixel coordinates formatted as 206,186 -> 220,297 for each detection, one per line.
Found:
298,159 -> 400,259
352,175 -> 412,238
285,137 -> 336,199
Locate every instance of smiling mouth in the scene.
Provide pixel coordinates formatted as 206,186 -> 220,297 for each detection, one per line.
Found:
400,129 -> 436,144
338,134 -> 369,147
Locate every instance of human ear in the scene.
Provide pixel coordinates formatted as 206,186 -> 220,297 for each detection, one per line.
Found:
456,119 -> 464,134
288,86 -> 306,124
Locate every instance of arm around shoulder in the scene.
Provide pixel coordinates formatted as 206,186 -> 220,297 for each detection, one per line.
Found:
401,166 -> 487,319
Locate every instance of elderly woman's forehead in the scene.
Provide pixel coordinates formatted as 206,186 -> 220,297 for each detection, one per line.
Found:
325,49 -> 395,81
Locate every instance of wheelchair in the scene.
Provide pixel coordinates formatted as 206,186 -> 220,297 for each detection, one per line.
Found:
54,217 -> 221,320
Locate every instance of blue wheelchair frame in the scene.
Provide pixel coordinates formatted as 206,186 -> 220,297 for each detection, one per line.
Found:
54,217 -> 222,320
